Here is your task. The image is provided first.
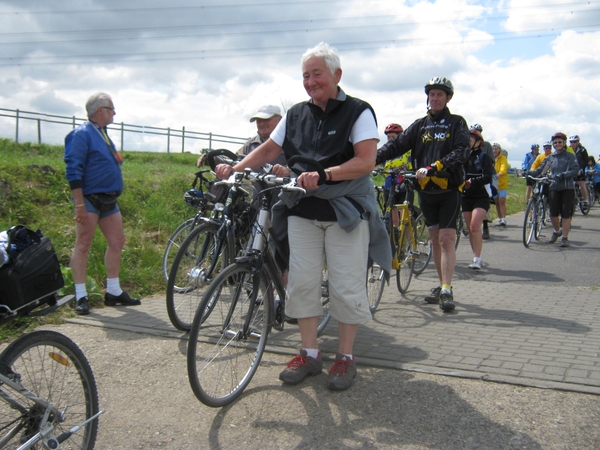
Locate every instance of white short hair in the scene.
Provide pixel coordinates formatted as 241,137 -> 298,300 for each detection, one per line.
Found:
301,42 -> 340,75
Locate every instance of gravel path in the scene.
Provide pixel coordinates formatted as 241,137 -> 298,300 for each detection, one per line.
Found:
8,323 -> 598,449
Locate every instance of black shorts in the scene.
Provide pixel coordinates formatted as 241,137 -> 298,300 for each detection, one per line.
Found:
526,177 -> 535,187
418,190 -> 462,229
462,196 -> 490,213
548,189 -> 575,219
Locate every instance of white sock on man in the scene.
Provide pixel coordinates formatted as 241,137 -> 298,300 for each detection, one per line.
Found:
75,283 -> 87,300
106,278 -> 123,296
303,348 -> 320,359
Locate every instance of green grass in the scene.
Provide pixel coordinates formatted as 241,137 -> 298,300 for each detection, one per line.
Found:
0,138 -> 212,339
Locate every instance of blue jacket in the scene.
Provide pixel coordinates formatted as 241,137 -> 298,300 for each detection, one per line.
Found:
586,162 -> 600,184
522,151 -> 537,171
64,121 -> 123,195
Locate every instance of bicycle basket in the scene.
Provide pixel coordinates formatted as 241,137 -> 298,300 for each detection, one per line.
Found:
205,181 -> 229,204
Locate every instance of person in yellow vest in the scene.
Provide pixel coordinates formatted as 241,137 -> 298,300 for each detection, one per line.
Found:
492,143 -> 509,226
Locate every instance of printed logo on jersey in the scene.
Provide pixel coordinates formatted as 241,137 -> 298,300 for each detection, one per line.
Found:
435,132 -> 450,141
421,131 -> 433,143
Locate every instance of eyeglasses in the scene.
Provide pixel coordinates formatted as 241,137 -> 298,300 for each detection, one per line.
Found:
101,106 -> 116,112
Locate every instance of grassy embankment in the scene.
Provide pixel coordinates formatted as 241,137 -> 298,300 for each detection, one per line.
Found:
0,138 -> 526,337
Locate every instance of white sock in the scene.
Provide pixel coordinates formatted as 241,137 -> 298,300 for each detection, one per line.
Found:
106,278 -> 122,296
341,353 -> 353,360
75,283 -> 87,300
303,348 -> 320,359
474,257 -> 482,263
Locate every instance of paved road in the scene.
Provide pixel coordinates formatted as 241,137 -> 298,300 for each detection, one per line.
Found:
71,206 -> 600,395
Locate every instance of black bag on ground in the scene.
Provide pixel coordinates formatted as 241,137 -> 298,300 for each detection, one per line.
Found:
0,226 -> 64,311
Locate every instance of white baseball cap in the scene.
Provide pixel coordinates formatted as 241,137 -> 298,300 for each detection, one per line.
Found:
249,105 -> 281,122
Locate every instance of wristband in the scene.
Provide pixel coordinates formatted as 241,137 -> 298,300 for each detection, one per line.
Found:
325,168 -> 332,181
75,204 -> 86,208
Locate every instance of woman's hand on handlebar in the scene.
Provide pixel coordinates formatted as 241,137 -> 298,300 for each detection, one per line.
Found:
272,164 -> 291,177
296,171 -> 321,190
216,163 -> 235,180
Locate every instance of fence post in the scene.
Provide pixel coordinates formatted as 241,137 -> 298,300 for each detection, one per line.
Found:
15,109 -> 19,143
120,122 -> 124,151
37,119 -> 41,144
167,127 -> 171,154
181,126 -> 185,153
209,132 -> 212,150
72,116 -> 76,129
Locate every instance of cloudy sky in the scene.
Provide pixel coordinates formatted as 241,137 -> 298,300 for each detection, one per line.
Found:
1,0 -> 599,167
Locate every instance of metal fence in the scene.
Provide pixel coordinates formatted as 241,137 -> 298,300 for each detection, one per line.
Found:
0,107 -> 248,153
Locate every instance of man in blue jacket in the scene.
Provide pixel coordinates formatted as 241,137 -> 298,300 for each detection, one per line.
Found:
64,93 -> 141,315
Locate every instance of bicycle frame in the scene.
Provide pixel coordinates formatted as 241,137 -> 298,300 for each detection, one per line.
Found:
394,202 -> 419,269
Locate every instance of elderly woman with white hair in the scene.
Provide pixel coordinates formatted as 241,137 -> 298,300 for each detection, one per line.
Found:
216,42 -> 390,391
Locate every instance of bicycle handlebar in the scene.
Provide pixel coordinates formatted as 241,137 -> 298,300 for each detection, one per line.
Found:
214,169 -> 306,194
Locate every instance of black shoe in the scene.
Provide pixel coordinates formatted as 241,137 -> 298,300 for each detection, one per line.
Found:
104,291 -> 141,306
424,286 -> 441,304
74,297 -> 89,315
482,227 -> 490,240
439,291 -> 455,312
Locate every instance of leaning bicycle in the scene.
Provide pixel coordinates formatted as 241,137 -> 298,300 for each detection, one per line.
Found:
187,158 -> 332,407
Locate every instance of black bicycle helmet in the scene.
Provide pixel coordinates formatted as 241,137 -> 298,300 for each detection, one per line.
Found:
531,143 -> 539,150
424,77 -> 454,96
470,123 -> 483,132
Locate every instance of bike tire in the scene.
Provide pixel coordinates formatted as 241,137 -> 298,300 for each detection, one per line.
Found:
366,262 -> 385,313
395,222 -> 415,294
454,214 -> 463,249
412,212 -> 432,275
0,330 -> 99,449
166,222 -> 231,332
534,199 -> 545,240
162,217 -> 196,283
523,200 -> 536,247
317,268 -> 331,335
580,197 -> 591,215
187,262 -> 270,408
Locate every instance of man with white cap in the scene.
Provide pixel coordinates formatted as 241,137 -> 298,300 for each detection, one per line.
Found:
197,104 -> 285,167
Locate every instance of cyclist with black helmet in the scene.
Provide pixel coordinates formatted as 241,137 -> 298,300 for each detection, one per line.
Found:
529,132 -> 579,247
569,135 -> 589,205
470,123 -> 496,239
522,143 -> 540,203
462,129 -> 495,270
382,123 -> 413,226
376,76 -> 470,312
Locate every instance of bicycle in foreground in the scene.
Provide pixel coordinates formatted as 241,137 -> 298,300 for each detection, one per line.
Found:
523,175 -> 551,247
0,295 -> 102,449
187,157 -> 332,407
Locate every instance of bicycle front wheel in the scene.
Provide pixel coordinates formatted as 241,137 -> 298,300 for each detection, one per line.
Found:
366,262 -> 385,313
166,222 -> 231,332
162,217 -> 196,282
523,200 -> 536,247
0,330 -> 99,449
454,214 -> 463,249
395,224 -> 415,294
412,212 -> 432,275
187,262 -> 271,408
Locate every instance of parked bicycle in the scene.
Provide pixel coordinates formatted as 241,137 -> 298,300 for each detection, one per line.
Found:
0,295 -> 102,449
186,158 -> 333,407
165,151 -> 257,332
162,149 -> 242,284
523,175 -> 551,247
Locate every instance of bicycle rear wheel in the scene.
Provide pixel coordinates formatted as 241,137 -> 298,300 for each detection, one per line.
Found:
412,212 -> 432,275
166,222 -> 231,332
523,200 -> 536,247
317,268 -> 331,335
162,217 -> 196,282
187,262 -> 271,408
366,261 -> 385,313
534,199 -> 545,240
395,223 -> 415,294
454,214 -> 463,249
0,330 -> 99,449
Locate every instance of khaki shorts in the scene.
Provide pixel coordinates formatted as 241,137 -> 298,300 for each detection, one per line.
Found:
286,216 -> 371,324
